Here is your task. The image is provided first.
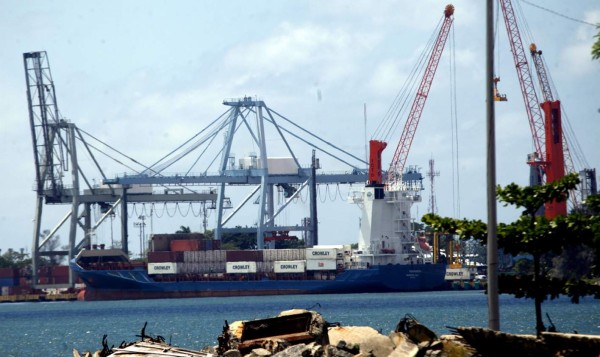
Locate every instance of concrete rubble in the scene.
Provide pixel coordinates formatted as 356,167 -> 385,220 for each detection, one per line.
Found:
74,310 -> 600,357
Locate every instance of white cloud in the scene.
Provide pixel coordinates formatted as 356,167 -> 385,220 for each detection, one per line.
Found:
560,9 -> 600,76
222,22 -> 380,85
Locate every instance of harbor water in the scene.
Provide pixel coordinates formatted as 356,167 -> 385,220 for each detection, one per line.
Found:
1,290 -> 599,356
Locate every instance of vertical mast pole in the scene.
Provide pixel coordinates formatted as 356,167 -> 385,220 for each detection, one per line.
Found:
486,0 -> 500,331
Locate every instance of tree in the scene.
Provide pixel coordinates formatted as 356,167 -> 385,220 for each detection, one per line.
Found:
593,24 -> 600,60
176,226 -> 192,234
39,230 -> 65,266
423,173 -> 600,337
0,249 -> 31,269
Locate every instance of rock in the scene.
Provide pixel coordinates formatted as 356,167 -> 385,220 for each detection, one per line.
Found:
224,349 -> 242,357
261,338 -> 291,354
248,347 -> 273,357
307,342 -> 324,357
325,345 -> 356,357
388,333 -> 418,357
328,326 -> 394,356
272,343 -> 311,357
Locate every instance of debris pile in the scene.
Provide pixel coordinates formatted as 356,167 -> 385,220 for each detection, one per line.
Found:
73,310 -> 600,356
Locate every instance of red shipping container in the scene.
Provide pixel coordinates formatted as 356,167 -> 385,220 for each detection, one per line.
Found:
226,250 -> 263,262
170,239 -> 200,252
52,265 -> 70,277
52,276 -> 69,284
0,268 -> 19,278
148,251 -> 184,263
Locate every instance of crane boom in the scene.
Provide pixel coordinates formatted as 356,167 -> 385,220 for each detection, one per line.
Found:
530,44 -> 577,215
498,0 -> 546,167
386,4 -> 455,185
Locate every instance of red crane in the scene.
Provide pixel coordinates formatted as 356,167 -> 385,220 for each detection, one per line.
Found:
499,0 -> 573,218
529,43 -> 570,217
498,0 -> 546,173
368,4 -> 455,186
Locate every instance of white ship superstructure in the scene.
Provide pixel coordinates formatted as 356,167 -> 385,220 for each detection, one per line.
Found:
351,168 -> 429,267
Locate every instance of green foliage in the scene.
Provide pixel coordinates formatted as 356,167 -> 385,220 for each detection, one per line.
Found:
274,239 -> 305,249
221,230 -> 257,250
593,24 -> 600,60
422,173 -> 600,335
0,249 -> 32,269
513,258 -> 534,275
421,214 -> 487,243
176,226 -> 192,234
496,173 -> 579,216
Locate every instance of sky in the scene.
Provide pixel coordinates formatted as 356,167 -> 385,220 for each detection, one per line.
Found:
1,0 -> 599,256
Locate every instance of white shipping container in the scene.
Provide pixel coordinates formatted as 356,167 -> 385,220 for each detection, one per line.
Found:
226,261 -> 257,274
444,268 -> 471,281
262,249 -> 277,262
264,157 -> 297,175
148,262 -> 179,275
306,259 -> 337,270
282,249 -> 305,261
214,250 -> 227,263
306,248 -> 337,260
183,251 -> 195,263
274,260 -> 305,273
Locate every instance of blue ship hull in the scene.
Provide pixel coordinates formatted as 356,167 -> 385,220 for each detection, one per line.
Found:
71,260 -> 449,300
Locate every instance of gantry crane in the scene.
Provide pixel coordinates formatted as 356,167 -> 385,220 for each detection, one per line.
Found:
24,51 -> 218,288
368,4 -> 455,187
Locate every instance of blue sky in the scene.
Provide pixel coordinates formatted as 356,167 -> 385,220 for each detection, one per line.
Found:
1,0 -> 599,255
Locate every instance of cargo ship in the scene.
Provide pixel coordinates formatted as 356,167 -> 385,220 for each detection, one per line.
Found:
71,172 -> 450,300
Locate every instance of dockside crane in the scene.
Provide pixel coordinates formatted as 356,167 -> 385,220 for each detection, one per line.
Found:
357,4 -> 454,266
529,43 -> 568,217
368,4 -> 455,187
498,0 -> 547,190
499,0 -> 595,217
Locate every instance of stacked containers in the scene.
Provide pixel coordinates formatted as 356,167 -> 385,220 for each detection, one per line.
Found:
263,249 -> 306,274
179,250 -> 226,274
0,268 -> 19,287
305,247 -> 338,271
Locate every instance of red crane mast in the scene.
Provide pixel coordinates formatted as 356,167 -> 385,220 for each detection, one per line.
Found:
500,0 -> 575,217
529,44 -> 571,217
498,0 -> 546,171
384,4 -> 455,186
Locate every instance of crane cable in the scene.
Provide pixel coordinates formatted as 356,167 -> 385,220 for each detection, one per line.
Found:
372,15 -> 446,143
513,0 -> 590,171
449,25 -> 461,219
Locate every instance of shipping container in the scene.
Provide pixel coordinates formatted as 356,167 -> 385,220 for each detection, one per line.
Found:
170,239 -> 201,252
306,259 -> 337,270
262,249 -> 305,262
148,251 -> 184,263
150,234 -> 172,252
274,260 -> 305,273
151,233 -> 206,252
226,261 -> 257,274
256,261 -> 273,273
148,262 -> 179,275
0,268 -> 19,278
305,248 -> 337,260
226,250 -> 263,262
0,277 -> 19,287
444,268 -> 471,281
52,265 -> 70,277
